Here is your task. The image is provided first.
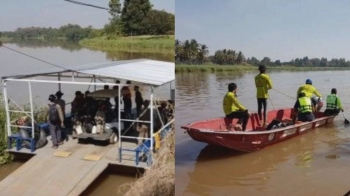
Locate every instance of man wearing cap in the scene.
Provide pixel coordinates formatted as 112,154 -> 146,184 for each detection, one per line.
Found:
43,94 -> 65,149
324,88 -> 344,116
296,79 -> 322,107
255,64 -> 273,127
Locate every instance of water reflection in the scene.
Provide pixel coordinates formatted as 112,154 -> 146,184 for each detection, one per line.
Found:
7,39 -> 83,51
5,40 -> 174,62
104,49 -> 174,62
184,134 -> 317,195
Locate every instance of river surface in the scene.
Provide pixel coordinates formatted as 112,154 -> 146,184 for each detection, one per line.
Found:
176,71 -> 350,196
0,41 -> 173,195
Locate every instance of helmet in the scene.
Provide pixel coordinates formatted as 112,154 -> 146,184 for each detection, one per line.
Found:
305,79 -> 312,84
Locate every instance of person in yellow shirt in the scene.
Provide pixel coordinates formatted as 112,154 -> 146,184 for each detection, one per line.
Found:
296,79 -> 322,107
324,88 -> 344,116
223,83 -> 250,131
255,65 -> 273,127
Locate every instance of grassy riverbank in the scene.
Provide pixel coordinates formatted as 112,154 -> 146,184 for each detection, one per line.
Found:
80,35 -> 174,53
175,64 -> 350,73
0,102 -> 14,165
119,128 -> 175,196
0,36 -> 12,42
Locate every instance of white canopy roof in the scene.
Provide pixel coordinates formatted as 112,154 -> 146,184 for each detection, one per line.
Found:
2,59 -> 175,86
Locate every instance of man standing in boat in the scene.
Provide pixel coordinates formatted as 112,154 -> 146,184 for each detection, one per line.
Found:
293,92 -> 315,123
324,88 -> 344,116
296,79 -> 322,107
254,64 -> 273,127
223,83 -> 250,131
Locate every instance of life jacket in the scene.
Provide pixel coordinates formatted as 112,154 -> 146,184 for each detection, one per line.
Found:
298,97 -> 312,113
326,94 -> 338,110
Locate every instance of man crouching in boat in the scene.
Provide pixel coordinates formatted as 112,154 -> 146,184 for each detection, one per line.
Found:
293,92 -> 315,124
223,83 -> 250,131
324,88 -> 344,116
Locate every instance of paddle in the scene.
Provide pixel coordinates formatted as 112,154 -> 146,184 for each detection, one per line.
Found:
342,111 -> 350,124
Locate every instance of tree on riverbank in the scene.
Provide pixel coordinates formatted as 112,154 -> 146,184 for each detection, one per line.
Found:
176,38 -> 350,67
106,0 -> 174,36
175,39 -> 209,64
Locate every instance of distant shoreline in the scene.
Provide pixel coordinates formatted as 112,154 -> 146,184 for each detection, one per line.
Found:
1,35 -> 174,54
175,64 -> 350,73
79,35 -> 174,53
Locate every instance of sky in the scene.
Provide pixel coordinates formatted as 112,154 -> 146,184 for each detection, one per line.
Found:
0,0 -> 174,31
175,0 -> 350,62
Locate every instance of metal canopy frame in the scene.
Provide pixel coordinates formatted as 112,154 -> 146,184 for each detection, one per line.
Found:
2,59 -> 174,167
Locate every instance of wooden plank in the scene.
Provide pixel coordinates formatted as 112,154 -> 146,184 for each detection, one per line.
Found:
0,139 -> 147,195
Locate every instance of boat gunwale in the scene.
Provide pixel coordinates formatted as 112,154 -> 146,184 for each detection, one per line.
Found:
182,116 -> 334,135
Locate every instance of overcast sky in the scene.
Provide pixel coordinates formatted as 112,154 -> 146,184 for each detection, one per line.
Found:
0,0 -> 174,31
176,0 -> 350,61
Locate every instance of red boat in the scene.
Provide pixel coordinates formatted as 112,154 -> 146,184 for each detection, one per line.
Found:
181,108 -> 336,152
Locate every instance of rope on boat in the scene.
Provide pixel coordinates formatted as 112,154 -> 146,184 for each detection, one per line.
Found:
272,88 -> 295,100
269,96 -> 276,110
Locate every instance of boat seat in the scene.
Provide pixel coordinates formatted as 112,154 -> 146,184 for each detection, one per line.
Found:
7,134 -> 21,151
7,134 -> 35,152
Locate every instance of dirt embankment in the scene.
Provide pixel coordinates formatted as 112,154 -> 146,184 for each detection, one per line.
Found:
119,129 -> 175,196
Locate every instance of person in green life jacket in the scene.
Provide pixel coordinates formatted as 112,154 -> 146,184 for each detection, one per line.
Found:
293,92 -> 315,123
324,88 -> 344,116
223,83 -> 250,131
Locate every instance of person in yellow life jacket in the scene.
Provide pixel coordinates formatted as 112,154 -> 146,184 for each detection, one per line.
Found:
223,83 -> 250,131
324,88 -> 344,116
255,65 -> 273,127
296,79 -> 322,106
293,92 -> 315,123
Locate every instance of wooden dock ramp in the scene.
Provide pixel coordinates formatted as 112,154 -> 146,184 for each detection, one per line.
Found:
0,139 -> 146,196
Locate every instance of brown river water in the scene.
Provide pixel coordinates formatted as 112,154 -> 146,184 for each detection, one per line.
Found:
0,41 -> 174,195
176,71 -> 350,196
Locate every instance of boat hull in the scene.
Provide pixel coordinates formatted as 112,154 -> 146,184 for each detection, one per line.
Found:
182,108 -> 335,152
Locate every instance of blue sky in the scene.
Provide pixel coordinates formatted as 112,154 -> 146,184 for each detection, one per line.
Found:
175,0 -> 350,61
0,0 -> 174,31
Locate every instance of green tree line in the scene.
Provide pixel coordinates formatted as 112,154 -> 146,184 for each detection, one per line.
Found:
176,38 -> 350,67
176,39 -> 245,65
2,24 -> 95,42
106,0 -> 174,36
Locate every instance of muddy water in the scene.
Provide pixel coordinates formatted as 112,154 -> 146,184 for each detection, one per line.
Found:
81,173 -> 135,196
0,161 -> 24,182
176,71 -> 350,196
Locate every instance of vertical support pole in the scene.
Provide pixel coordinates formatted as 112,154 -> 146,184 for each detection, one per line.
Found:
28,82 -> 35,139
150,86 -> 154,164
93,75 -> 96,91
170,82 -> 172,100
58,73 -> 61,91
72,72 -> 75,82
118,84 -> 121,163
3,81 -> 11,137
